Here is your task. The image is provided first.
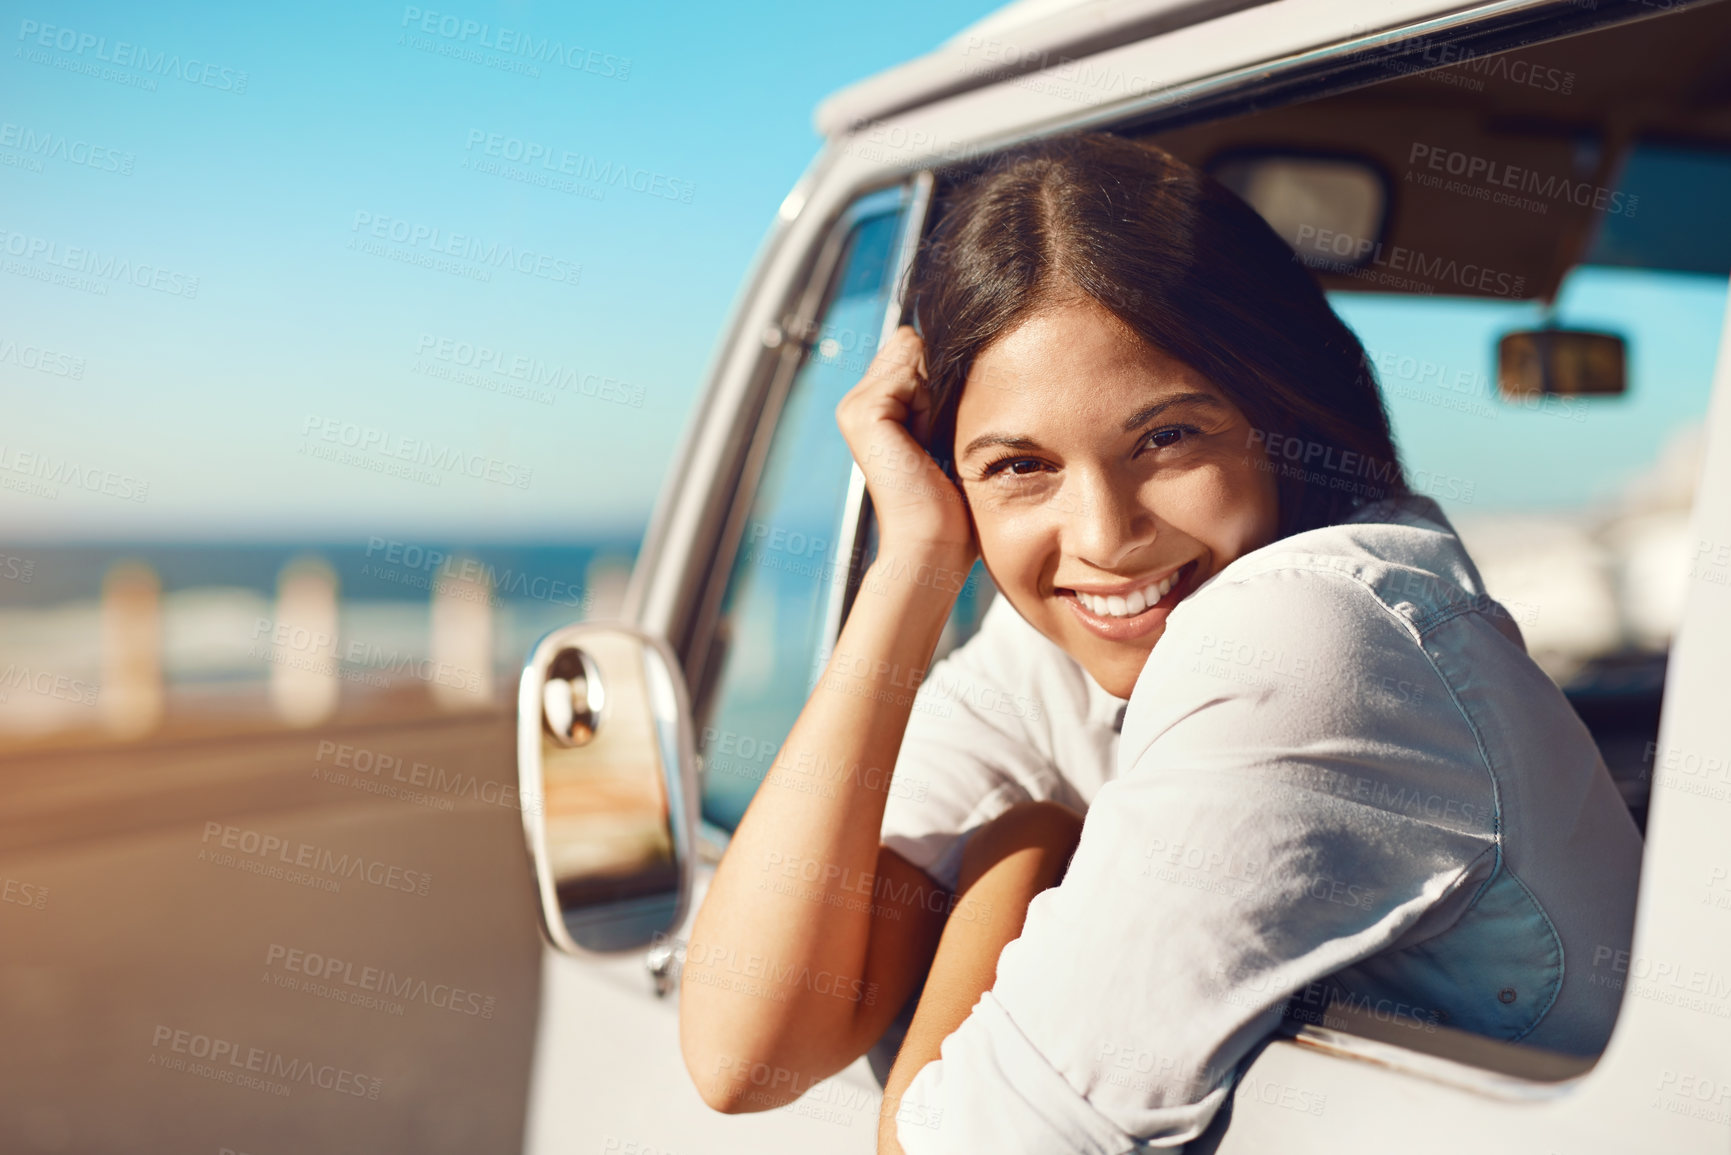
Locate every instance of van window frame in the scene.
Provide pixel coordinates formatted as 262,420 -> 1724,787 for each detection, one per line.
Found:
684,178 -> 934,840
743,0 -> 1726,1106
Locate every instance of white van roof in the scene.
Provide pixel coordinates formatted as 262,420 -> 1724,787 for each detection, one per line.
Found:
813,0 -> 1272,135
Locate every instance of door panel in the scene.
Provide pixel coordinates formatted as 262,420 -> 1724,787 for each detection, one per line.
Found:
524,875 -> 885,1155
520,186 -> 923,1152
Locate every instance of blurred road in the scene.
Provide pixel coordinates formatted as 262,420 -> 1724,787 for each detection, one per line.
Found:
0,710 -> 541,1155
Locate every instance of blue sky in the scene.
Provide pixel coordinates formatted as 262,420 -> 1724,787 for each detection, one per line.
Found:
1,0 -> 1004,540
4,2 -> 1724,541
1340,266 -> 1726,512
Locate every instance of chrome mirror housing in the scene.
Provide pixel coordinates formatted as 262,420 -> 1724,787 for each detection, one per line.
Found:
518,623 -> 698,954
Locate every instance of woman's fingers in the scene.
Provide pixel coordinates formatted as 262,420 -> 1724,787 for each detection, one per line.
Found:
835,326 -> 976,560
905,338 -> 936,446
848,326 -> 925,423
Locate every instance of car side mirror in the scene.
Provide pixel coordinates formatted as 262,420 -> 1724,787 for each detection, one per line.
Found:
517,623 -> 698,954
1496,328 -> 1628,398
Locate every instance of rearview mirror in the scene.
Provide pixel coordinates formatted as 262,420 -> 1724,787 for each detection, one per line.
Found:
1210,152 -> 1389,269
518,623 -> 698,953
1496,329 -> 1628,398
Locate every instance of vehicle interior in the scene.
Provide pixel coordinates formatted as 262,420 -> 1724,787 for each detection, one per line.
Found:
1146,0 -> 1731,835
691,0 -> 1731,1086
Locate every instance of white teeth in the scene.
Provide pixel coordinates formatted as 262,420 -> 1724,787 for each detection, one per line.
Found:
1075,567 -> 1186,618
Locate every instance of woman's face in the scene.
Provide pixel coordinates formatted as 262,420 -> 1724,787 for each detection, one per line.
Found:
953,294 -> 1280,700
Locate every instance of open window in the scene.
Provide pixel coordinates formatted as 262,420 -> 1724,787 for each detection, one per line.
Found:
893,0 -> 1731,1110
1144,0 -> 1730,1112
1136,2 -> 1731,841
687,178 -> 1003,839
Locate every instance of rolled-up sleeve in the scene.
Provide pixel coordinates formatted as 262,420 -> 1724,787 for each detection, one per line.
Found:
898,566 -> 1500,1152
881,597 -> 1075,893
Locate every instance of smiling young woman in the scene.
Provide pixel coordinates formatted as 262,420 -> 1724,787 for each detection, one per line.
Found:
952,294 -> 1280,699
677,134 -> 1640,1155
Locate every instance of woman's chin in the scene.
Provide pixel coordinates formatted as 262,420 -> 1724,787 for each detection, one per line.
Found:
1077,639 -> 1158,701
1017,592 -> 1163,699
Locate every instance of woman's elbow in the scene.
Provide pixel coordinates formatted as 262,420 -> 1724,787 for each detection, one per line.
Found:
680,1021 -> 750,1113
680,1041 -> 807,1114
679,1010 -> 844,1114
679,997 -> 742,1111
688,1060 -> 756,1115
679,1008 -> 792,1114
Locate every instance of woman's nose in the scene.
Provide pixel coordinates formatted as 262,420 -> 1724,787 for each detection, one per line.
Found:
1059,470 -> 1156,571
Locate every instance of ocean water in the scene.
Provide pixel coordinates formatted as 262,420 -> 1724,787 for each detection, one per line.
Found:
0,537 -> 640,738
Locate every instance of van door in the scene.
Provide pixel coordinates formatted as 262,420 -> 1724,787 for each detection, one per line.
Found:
522,177 -> 975,1153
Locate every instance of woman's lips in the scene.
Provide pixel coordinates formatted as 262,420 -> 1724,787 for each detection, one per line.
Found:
1058,559 -> 1201,642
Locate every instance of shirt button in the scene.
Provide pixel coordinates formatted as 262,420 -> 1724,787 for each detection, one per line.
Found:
1497,987 -> 1518,1004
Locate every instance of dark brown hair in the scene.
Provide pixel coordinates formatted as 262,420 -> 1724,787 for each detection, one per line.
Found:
910,132 -> 1409,539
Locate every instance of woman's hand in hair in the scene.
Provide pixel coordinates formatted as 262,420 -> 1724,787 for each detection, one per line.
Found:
836,326 -> 978,568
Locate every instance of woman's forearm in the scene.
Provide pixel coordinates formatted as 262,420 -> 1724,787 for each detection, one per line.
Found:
680,546 -> 971,1111
877,801 -> 1083,1152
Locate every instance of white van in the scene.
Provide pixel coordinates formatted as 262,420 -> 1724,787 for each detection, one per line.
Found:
520,0 -> 1731,1151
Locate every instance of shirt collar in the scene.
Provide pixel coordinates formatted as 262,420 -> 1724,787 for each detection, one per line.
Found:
1072,495 -> 1444,739
1081,668 -> 1130,734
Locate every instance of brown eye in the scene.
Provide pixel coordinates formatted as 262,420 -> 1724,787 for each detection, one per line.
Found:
1144,424 -> 1201,452
979,455 -> 1045,479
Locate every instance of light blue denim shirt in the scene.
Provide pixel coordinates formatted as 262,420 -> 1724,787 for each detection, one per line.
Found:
896,494 -> 1643,1153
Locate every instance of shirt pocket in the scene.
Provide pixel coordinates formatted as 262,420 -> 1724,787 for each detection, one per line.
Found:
1339,865 -> 1565,1042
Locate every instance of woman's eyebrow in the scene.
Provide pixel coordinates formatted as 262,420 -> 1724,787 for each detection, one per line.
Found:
961,432 -> 1045,458
960,392 -> 1226,459
1119,391 -> 1225,432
